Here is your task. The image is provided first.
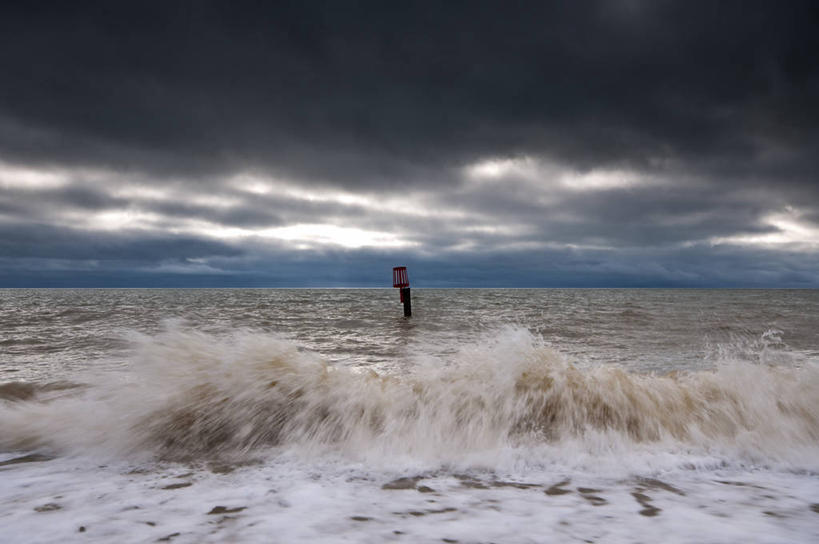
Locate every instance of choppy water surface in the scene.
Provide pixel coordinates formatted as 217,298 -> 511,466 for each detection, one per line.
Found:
1,289 -> 818,543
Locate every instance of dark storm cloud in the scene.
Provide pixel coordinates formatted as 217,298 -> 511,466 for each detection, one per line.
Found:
0,222 -> 241,262
444,180 -> 779,249
1,0 -> 817,187
1,1 -> 818,287
0,185 -> 123,216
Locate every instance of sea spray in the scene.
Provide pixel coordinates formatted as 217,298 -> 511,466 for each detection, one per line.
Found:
1,325 -> 817,470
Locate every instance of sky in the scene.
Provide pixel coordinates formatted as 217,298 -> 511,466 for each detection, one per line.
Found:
1,1 -> 818,287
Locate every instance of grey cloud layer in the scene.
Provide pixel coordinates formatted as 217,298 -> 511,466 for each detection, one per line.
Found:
3,1 -> 817,184
1,1 -> 818,286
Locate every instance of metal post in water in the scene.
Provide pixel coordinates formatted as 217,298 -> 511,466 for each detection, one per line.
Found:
392,266 -> 411,317
401,287 -> 411,317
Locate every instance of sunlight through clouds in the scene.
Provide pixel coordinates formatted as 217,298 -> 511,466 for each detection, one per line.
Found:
464,156 -> 656,192
558,169 -> 654,191
0,161 -> 70,190
206,223 -> 417,249
711,207 -> 819,250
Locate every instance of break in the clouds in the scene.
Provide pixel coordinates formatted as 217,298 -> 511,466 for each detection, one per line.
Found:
1,1 -> 818,287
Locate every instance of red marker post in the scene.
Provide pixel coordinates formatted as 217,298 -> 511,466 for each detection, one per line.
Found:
392,266 -> 411,317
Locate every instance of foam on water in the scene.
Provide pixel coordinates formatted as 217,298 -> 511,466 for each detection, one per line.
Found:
2,325 -> 817,471
2,321 -> 818,543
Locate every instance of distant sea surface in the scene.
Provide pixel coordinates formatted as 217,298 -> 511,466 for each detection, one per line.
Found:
1,289 -> 818,543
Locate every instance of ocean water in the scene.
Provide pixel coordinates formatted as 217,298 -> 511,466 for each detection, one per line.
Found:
1,288 -> 818,543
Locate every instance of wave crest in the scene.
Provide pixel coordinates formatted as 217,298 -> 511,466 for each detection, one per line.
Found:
1,326 -> 818,466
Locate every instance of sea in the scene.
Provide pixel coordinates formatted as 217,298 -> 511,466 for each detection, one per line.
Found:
1,288 -> 818,543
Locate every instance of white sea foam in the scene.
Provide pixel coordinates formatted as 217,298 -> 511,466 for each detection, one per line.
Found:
2,323 -> 818,543
1,325 -> 818,470
1,444 -> 818,544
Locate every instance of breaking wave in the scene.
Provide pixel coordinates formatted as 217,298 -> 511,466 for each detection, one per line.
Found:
1,326 -> 818,468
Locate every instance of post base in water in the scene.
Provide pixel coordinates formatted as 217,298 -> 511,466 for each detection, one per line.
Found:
401,287 -> 411,317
